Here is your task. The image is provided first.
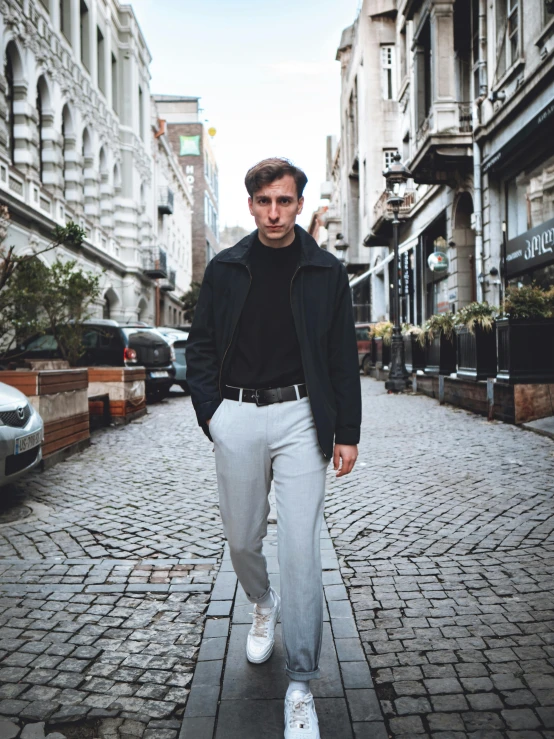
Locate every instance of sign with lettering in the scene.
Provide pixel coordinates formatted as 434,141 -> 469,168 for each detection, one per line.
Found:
401,250 -> 413,296
179,135 -> 201,156
506,216 -> 554,277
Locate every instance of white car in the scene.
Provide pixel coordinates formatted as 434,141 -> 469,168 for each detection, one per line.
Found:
0,382 -> 44,487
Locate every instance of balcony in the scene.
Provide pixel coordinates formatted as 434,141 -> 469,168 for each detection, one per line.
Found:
158,187 -> 174,215
364,189 -> 417,246
160,269 -> 176,292
143,247 -> 168,279
410,103 -> 473,185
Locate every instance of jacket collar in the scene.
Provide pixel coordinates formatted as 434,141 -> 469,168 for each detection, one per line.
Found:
217,225 -> 332,268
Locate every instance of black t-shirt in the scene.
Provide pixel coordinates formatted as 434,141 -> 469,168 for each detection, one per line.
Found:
225,233 -> 305,390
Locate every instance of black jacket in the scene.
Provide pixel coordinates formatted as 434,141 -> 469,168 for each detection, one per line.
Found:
185,225 -> 361,459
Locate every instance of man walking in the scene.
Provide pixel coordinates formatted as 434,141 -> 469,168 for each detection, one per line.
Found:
186,158 -> 361,738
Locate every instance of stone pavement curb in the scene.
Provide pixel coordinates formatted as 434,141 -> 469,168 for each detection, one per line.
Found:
178,523 -> 389,739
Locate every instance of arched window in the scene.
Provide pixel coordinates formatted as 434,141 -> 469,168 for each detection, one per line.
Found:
103,294 -> 111,319
61,104 -> 75,198
5,53 -> 15,165
36,83 -> 43,181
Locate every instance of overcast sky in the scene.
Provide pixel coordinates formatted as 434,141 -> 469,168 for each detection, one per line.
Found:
130,0 -> 360,231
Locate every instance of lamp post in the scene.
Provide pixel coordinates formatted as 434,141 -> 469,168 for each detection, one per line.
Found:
384,153 -> 412,393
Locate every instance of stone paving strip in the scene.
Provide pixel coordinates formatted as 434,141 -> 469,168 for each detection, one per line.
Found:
179,523 -> 388,739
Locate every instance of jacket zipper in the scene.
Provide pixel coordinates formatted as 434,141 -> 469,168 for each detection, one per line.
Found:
218,264 -> 252,400
290,265 -> 329,460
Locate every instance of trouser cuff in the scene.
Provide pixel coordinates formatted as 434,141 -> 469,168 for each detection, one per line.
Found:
286,667 -> 321,681
249,583 -> 272,605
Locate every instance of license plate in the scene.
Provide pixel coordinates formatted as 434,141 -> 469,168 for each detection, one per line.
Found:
150,370 -> 169,379
15,429 -> 42,455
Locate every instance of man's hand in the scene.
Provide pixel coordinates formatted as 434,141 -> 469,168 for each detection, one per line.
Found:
206,419 -> 211,426
333,444 -> 358,478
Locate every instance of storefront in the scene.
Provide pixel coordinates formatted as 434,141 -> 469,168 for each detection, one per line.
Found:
483,96 -> 554,289
505,153 -> 554,287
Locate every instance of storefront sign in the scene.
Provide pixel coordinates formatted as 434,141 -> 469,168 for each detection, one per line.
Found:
506,216 -> 554,277
401,250 -> 413,296
482,99 -> 554,174
428,251 -> 449,272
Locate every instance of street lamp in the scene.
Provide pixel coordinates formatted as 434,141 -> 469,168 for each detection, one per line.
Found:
384,152 -> 412,393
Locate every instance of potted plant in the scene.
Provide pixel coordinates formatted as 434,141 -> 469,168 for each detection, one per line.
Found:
371,321 -> 393,369
454,302 -> 498,381
496,284 -> 554,383
420,313 -> 457,375
0,218 -> 101,463
402,324 -> 426,373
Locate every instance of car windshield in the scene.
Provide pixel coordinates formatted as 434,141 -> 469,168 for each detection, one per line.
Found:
158,329 -> 189,343
22,334 -> 59,352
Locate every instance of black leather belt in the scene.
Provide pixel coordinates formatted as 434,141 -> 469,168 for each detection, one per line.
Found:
223,383 -> 308,406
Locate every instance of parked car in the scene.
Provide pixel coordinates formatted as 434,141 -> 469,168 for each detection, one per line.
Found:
8,320 -> 175,400
355,323 -> 373,374
156,327 -> 189,393
0,382 -> 44,487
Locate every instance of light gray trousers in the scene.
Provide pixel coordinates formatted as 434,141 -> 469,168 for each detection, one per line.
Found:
209,394 -> 329,681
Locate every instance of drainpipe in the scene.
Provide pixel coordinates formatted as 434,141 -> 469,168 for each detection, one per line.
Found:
473,132 -> 484,302
473,0 -> 488,303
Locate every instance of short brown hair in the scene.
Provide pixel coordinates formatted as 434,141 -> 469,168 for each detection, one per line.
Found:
245,158 -> 308,199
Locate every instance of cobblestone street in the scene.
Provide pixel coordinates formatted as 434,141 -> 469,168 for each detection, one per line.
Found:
0,378 -> 552,738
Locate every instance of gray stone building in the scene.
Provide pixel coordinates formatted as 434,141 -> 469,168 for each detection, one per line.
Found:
153,96 -> 219,283
0,0 -> 194,326
332,0 -> 554,323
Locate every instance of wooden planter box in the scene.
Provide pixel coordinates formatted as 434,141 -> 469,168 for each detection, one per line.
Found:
456,325 -> 497,382
0,369 -> 90,463
424,334 -> 457,376
374,337 -> 391,369
496,317 -> 554,384
404,334 -> 426,373
88,367 -> 147,425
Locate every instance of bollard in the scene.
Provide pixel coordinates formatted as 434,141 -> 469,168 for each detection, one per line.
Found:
487,378 -> 495,421
438,375 -> 445,404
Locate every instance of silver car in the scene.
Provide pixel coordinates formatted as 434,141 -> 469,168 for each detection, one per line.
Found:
0,382 -> 44,487
156,327 -> 189,393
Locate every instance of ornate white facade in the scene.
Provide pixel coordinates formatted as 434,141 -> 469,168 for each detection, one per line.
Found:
0,0 -> 193,325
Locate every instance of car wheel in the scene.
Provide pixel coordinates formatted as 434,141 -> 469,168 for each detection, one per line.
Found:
362,355 -> 372,375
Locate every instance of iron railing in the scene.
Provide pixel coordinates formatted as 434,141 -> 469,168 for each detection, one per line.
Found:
158,187 -> 174,215
143,246 -> 168,279
373,188 -> 417,225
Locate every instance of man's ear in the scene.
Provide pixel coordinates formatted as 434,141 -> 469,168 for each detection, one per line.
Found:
248,197 -> 254,216
297,196 -> 304,215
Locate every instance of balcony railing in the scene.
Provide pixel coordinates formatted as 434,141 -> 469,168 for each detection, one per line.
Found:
415,102 -> 473,146
160,269 -> 176,292
158,187 -> 174,215
143,246 -> 168,279
373,188 -> 417,224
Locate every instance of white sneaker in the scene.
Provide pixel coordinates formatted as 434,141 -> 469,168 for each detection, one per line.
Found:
246,589 -> 281,664
285,691 -> 320,738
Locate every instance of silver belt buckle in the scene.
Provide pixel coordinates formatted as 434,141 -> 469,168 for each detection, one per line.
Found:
254,389 -> 267,406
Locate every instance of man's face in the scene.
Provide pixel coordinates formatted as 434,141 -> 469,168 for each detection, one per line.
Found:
248,175 -> 304,246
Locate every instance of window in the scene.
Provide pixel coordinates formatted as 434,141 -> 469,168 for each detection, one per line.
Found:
97,27 -> 105,94
111,53 -> 118,114
384,149 -> 398,172
545,0 -> 554,24
400,27 -> 408,81
5,55 -> 15,165
60,0 -> 71,42
415,18 -> 432,127
402,133 -> 410,162
36,84 -> 43,182
80,0 -> 90,70
138,86 -> 144,140
495,0 -> 520,78
381,45 -> 396,100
